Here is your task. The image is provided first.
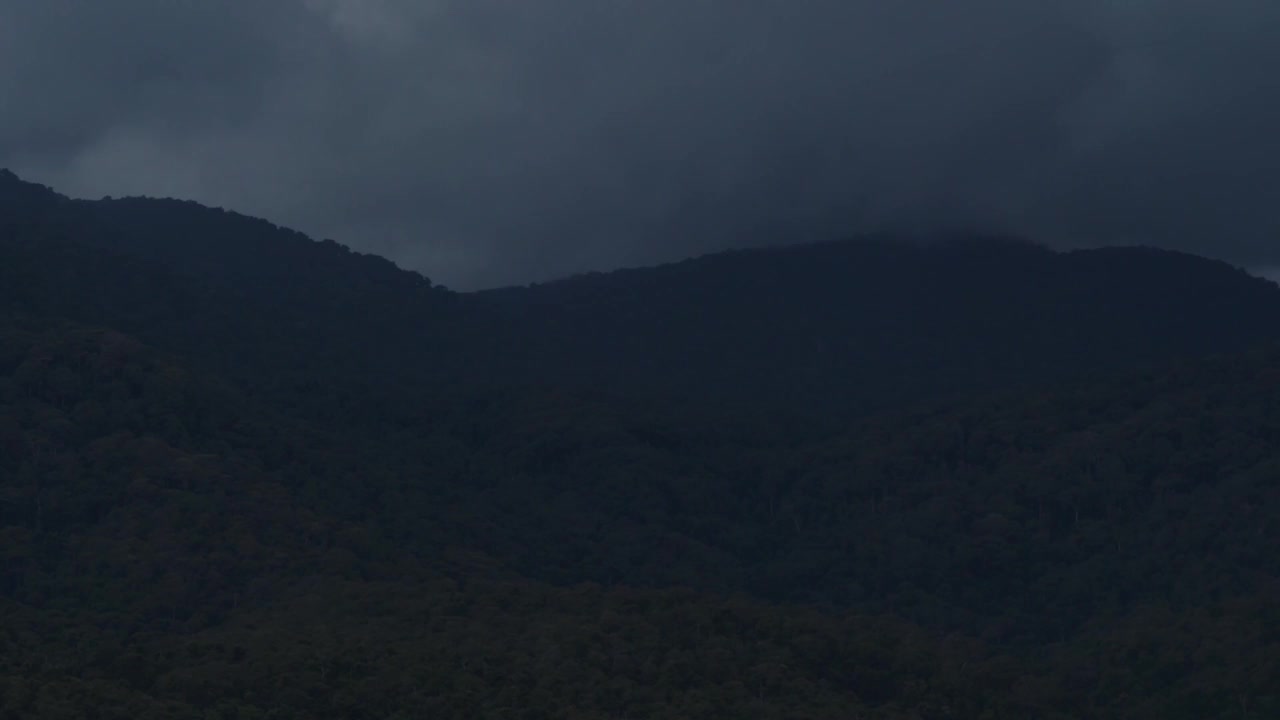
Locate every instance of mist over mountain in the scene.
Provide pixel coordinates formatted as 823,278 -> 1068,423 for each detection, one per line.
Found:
3,171 -> 1280,718
8,2 -> 1280,290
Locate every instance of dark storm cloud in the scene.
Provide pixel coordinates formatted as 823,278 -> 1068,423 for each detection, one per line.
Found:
3,0 -> 1278,288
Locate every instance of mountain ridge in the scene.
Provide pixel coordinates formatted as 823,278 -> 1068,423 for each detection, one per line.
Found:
7,167 -> 1280,427
4,169 -> 1280,717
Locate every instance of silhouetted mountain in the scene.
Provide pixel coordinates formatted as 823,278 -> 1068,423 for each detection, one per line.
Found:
479,235 -> 1280,421
4,306 -> 1278,718
0,170 -> 480,419
0,312 -> 1027,719
7,168 -> 1280,429
1,169 -> 443,298
3,170 -> 1280,717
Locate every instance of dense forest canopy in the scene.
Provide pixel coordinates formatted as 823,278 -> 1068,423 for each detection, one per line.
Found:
2,169 -> 1278,718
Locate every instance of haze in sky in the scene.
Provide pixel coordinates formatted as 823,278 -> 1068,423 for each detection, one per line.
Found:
3,0 -> 1278,288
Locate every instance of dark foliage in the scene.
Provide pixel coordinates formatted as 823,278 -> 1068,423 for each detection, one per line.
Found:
477,234 -> 1280,422
2,169 -> 1279,717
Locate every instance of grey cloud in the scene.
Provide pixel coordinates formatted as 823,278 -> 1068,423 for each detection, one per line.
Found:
2,0 -> 1278,288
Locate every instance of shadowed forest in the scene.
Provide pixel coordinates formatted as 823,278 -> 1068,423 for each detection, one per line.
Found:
2,169 -> 1278,718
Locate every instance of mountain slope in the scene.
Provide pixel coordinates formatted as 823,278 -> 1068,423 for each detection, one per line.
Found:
0,312 -> 1027,720
5,310 -> 1278,719
5,170 -> 1280,717
382,335 -> 1280,637
478,235 -> 1280,419
0,171 -> 481,417
4,308 -> 1279,718
7,168 -> 1280,427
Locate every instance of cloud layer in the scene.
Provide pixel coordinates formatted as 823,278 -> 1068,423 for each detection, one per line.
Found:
3,0 -> 1278,288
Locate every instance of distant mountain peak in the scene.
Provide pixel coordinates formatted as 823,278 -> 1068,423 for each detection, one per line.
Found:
0,168 -> 64,195
0,169 -> 67,216
0,168 -> 42,187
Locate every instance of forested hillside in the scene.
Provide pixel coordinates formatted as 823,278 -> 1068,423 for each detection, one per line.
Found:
2,170 -> 1279,718
477,235 -> 1280,420
8,169 -> 1280,423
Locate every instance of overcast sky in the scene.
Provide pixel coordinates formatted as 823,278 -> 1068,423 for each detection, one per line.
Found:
2,1 -> 1278,289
